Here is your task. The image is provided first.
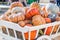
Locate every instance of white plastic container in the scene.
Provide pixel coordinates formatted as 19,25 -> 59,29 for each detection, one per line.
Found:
0,20 -> 60,40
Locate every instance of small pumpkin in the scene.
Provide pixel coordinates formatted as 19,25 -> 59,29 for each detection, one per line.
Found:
11,7 -> 25,14
45,18 -> 51,23
10,2 -> 23,9
0,14 -> 8,21
45,26 -> 52,35
8,14 -> 18,23
17,13 -> 25,22
18,21 -> 25,27
25,8 -> 40,19
41,6 -> 48,18
56,16 -> 60,21
32,15 -> 46,26
24,20 -> 32,24
30,2 -> 41,11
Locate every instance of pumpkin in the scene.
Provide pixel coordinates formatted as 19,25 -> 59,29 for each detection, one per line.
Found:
24,30 -> 37,40
24,24 -> 37,40
41,6 -> 48,18
25,8 -> 40,19
8,14 -> 18,23
17,13 -> 25,22
46,3 -> 59,14
25,24 -> 32,27
5,9 -> 11,16
45,18 -> 51,23
24,20 -> 32,24
0,14 -> 8,21
45,26 -> 52,35
56,16 -> 60,21
57,12 -> 60,16
30,2 -> 41,11
32,15 -> 46,26
11,7 -> 25,14
18,21 -> 25,27
53,25 -> 59,33
10,2 -> 23,9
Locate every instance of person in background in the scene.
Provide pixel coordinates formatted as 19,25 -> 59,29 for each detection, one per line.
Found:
19,0 -> 27,6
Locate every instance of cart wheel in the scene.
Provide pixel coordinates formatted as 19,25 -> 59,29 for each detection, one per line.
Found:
37,35 -> 51,40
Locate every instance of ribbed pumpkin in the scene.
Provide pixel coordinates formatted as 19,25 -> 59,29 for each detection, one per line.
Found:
41,6 -> 48,18
5,9 -> 11,16
18,21 -> 25,27
30,2 -> 41,11
11,7 -> 25,14
10,2 -> 23,9
8,14 -> 18,23
25,8 -> 40,19
0,14 -> 8,21
24,24 -> 37,40
17,13 -> 25,22
32,15 -> 46,26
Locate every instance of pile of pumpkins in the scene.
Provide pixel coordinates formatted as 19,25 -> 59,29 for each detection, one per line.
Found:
0,2 -> 60,40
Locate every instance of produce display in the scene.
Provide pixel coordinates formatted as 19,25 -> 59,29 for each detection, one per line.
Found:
0,2 -> 60,40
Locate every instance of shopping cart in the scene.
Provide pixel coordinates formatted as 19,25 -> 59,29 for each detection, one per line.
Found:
0,20 -> 60,40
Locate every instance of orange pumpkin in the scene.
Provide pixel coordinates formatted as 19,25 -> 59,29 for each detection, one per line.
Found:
10,2 -> 23,9
32,15 -> 46,26
41,6 -> 48,18
45,18 -> 51,23
45,26 -> 52,35
0,14 -> 9,21
24,30 -> 37,40
17,13 -> 25,22
24,23 -> 37,40
25,24 -> 33,27
24,20 -> 32,24
30,2 -> 41,11
57,12 -> 60,16
25,8 -> 40,19
18,21 -> 25,27
56,16 -> 60,21
8,14 -> 18,23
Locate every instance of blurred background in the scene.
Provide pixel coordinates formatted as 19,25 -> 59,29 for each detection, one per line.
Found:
0,0 -> 59,15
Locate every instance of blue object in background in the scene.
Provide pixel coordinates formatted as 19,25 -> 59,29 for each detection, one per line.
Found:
56,0 -> 60,7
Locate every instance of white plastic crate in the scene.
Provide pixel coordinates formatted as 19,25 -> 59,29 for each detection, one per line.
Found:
0,20 -> 60,40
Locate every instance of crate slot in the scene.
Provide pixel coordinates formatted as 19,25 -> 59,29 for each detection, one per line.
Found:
8,28 -> 15,37
2,26 -> 8,35
16,31 -> 23,40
